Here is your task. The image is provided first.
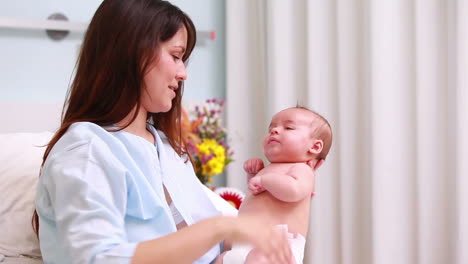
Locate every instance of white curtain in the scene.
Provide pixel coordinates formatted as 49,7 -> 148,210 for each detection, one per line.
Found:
225,0 -> 468,264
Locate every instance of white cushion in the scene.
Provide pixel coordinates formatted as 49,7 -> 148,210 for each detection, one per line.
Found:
0,132 -> 53,257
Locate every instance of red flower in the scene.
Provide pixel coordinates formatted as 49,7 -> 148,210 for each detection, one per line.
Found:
214,187 -> 245,209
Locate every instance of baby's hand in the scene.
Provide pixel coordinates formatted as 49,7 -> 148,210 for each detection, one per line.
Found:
243,158 -> 265,176
248,176 -> 265,195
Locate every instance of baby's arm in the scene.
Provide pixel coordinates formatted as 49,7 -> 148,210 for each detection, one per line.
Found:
258,163 -> 315,202
244,158 -> 265,194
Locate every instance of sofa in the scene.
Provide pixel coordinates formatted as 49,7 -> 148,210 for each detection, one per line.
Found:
0,131 -> 237,263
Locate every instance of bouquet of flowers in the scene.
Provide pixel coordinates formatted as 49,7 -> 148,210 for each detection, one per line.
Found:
182,98 -> 234,185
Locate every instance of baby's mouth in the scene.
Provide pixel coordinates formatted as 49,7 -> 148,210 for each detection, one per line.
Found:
268,138 -> 280,144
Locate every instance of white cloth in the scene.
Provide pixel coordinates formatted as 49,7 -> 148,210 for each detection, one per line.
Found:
222,225 -> 305,264
169,202 -> 184,225
36,122 -> 221,264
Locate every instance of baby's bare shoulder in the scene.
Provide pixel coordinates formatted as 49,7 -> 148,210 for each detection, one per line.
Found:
288,163 -> 314,177
291,162 -> 313,170
265,162 -> 311,172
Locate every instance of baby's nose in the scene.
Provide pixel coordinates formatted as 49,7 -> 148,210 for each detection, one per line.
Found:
270,127 -> 279,134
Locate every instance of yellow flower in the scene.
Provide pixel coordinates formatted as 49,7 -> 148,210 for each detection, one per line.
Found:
181,99 -> 234,185
197,139 -> 226,177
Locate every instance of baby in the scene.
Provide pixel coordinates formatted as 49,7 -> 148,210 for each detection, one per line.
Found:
217,107 -> 332,264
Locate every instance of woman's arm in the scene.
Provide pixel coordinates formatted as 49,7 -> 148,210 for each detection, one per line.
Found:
132,216 -> 226,263
133,215 -> 293,264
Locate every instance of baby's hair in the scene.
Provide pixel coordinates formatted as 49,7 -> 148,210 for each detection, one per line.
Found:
292,105 -> 333,160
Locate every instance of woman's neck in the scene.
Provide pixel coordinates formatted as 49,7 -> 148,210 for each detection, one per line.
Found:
116,106 -> 155,144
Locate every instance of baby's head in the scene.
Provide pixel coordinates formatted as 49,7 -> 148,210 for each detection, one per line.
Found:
263,107 -> 332,164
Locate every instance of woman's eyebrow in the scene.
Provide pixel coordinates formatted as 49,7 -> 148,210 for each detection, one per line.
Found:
172,45 -> 186,53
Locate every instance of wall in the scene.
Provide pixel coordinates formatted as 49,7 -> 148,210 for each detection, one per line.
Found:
0,0 -> 227,186
171,0 -> 226,101
0,0 -> 102,102
0,0 -> 225,102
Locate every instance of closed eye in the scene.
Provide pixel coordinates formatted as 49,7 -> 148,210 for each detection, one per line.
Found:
285,127 -> 294,130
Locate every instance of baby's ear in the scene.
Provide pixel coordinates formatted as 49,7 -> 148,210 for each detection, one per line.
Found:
309,139 -> 323,155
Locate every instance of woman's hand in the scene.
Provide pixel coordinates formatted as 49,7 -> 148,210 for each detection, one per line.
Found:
223,216 -> 293,264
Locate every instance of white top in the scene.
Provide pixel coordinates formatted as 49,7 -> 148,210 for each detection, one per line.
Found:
170,202 -> 185,225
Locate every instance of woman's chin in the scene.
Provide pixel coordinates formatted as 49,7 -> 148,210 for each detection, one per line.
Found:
162,103 -> 172,112
148,104 -> 172,114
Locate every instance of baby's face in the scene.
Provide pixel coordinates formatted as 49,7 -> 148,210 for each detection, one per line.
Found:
263,108 -> 317,163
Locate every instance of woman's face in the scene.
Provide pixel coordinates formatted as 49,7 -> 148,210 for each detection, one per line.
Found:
141,26 -> 188,113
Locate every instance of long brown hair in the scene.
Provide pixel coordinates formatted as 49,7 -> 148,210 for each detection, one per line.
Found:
33,0 -> 196,236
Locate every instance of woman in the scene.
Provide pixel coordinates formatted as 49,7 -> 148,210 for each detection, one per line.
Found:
33,0 -> 293,263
